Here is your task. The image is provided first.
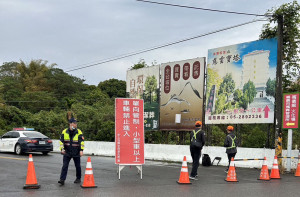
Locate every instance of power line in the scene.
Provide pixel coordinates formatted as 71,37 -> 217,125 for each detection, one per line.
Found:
66,18 -> 266,72
136,0 -> 270,17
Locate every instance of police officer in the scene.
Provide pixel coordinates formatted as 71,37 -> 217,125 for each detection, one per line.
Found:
58,118 -> 84,185
189,121 -> 205,180
224,125 -> 237,173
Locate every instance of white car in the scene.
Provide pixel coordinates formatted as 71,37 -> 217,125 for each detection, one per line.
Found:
0,128 -> 53,155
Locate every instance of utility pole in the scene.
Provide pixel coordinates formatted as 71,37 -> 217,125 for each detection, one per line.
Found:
274,14 -> 283,170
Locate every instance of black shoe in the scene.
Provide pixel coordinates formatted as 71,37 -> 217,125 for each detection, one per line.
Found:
74,179 -> 81,183
195,174 -> 198,177
58,180 -> 65,185
189,176 -> 198,180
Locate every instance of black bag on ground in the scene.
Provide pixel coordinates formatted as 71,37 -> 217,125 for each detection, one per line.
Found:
202,154 -> 211,166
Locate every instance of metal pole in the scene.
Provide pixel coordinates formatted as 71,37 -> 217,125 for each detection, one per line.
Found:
274,15 -> 283,170
287,129 -> 293,172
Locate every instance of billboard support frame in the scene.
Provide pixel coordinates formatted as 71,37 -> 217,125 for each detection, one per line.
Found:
118,165 -> 142,180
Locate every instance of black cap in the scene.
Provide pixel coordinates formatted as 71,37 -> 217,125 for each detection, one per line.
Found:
69,117 -> 78,123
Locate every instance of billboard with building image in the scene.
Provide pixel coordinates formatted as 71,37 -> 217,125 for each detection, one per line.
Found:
126,65 -> 160,131
205,38 -> 277,124
160,57 -> 205,130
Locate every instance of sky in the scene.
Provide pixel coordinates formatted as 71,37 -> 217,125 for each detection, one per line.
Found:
0,0 -> 295,85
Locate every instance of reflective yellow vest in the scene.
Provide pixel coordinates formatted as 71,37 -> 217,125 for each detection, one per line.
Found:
59,128 -> 84,153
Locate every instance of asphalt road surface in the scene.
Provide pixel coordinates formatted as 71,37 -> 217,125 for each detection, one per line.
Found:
0,152 -> 299,197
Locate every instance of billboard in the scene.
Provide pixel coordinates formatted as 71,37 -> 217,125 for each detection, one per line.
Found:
282,93 -> 299,129
115,98 -> 144,165
205,38 -> 277,124
126,65 -> 160,131
160,57 -> 205,130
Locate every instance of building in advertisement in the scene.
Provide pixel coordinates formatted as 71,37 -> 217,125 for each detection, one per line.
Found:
241,50 -> 270,98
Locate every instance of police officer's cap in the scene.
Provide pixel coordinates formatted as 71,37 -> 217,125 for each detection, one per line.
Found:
69,117 -> 78,123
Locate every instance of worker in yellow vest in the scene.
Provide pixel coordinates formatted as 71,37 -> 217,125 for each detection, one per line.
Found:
189,121 -> 205,180
224,125 -> 237,173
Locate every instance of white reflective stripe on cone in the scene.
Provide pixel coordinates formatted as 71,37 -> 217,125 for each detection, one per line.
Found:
230,161 -> 234,166
86,162 -> 92,168
263,160 -> 267,165
273,165 -> 279,169
181,168 -> 188,172
29,158 -> 33,162
274,159 -> 278,164
182,161 -> 187,166
85,170 -> 93,175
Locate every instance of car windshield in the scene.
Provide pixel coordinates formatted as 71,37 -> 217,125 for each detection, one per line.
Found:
23,131 -> 48,138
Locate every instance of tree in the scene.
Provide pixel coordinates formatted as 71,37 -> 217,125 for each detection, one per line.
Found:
0,62 -> 19,78
130,59 -> 147,70
260,1 -> 300,89
218,73 -> 235,102
18,91 -> 58,113
215,94 -> 226,114
45,68 -> 87,100
144,75 -> 157,103
233,89 -> 243,103
16,60 -> 55,92
98,78 -> 126,98
242,80 -> 257,108
0,62 -> 23,106
206,67 -> 222,106
266,78 -> 276,97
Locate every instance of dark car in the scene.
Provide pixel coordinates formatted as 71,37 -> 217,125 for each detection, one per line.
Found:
0,128 -> 53,155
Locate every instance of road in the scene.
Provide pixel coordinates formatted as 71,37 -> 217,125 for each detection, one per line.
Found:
0,152 -> 299,197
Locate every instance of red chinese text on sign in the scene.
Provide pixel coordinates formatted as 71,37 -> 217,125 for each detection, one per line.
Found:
173,64 -> 180,81
192,61 -> 200,79
182,63 -> 190,80
283,93 -> 299,129
115,98 -> 144,164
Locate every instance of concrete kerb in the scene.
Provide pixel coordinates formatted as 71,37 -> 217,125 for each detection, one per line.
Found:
52,140 -> 299,169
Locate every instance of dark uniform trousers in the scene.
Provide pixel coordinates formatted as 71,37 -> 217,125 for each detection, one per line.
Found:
190,146 -> 201,177
227,153 -> 236,168
60,155 -> 81,180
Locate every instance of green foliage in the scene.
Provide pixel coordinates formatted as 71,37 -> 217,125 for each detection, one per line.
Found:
27,110 -> 66,139
95,121 -> 115,141
130,59 -> 148,70
0,105 -> 31,135
210,126 -> 226,146
266,78 -> 276,97
98,78 -> 126,98
242,80 -> 257,108
241,125 -> 267,148
19,91 -> 58,113
218,73 -> 235,102
260,0 -> 300,89
215,94 -> 226,114
233,89 -> 243,103
144,75 -> 158,103
16,60 -> 54,92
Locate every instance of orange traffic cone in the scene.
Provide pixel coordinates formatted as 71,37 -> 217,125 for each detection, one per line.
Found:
270,156 -> 281,179
258,157 -> 270,181
225,157 -> 238,182
295,153 -> 300,177
23,154 -> 40,189
81,157 -> 97,188
176,156 -> 191,184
